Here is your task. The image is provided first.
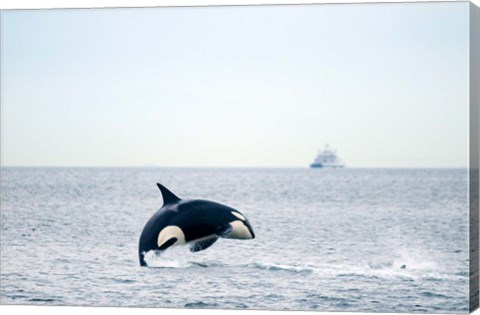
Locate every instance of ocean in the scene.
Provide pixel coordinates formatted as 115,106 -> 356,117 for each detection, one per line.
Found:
0,167 -> 470,312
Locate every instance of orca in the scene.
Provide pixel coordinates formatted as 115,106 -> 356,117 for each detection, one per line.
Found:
138,183 -> 255,266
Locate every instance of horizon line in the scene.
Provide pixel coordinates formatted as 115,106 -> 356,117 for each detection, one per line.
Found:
0,165 -> 470,169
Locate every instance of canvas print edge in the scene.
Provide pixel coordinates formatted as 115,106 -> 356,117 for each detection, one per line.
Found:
469,1 -> 480,313
0,1 -> 479,314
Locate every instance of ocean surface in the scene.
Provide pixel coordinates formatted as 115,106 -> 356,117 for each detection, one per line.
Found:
0,167 -> 471,312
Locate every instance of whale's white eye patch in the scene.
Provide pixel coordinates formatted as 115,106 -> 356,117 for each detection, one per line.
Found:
231,211 -> 246,221
157,226 -> 186,248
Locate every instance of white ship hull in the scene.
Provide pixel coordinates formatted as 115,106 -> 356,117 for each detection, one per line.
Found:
321,163 -> 345,168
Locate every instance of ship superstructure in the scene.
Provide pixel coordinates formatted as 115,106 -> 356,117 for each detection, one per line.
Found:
310,144 -> 345,168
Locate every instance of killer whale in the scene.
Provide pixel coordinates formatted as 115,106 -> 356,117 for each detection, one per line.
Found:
138,183 -> 255,266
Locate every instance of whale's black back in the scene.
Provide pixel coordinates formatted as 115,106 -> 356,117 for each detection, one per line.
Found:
171,200 -> 238,241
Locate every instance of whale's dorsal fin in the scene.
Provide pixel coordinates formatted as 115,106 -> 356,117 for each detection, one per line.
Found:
156,183 -> 181,205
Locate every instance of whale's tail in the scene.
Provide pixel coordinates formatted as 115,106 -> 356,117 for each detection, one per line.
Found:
139,251 -> 147,267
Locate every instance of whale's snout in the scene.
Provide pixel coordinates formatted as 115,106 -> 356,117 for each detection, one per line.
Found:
229,210 -> 255,239
245,220 -> 255,239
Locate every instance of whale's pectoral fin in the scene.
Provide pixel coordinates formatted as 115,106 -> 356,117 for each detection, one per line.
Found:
190,237 -> 218,252
158,237 -> 177,251
215,224 -> 232,237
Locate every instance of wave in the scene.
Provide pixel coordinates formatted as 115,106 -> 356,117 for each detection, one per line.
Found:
143,248 -> 314,273
142,246 -> 466,284
143,247 -> 314,273
184,301 -> 219,308
246,262 -> 314,274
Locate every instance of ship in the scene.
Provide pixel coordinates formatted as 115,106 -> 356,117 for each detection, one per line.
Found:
310,144 -> 345,168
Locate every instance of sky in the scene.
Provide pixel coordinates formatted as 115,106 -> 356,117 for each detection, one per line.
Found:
0,2 -> 471,168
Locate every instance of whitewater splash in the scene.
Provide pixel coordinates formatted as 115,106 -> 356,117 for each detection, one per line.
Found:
143,246 -> 211,268
363,248 -> 445,280
142,246 -> 452,281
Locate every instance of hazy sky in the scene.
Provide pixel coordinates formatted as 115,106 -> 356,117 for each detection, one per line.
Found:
1,2 -> 470,167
